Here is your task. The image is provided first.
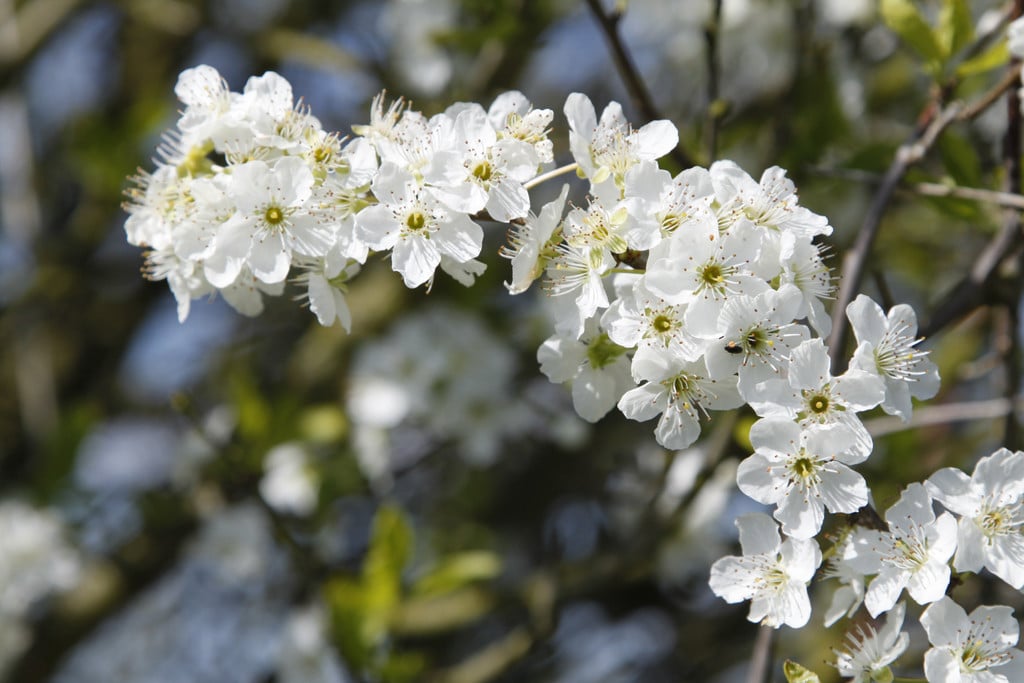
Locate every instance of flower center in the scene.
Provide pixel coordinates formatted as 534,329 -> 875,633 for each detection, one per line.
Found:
264,205 -> 285,226
958,639 -> 1009,672
472,161 -> 493,182
791,457 -> 815,479
745,328 -> 768,351
652,314 -> 673,334
671,374 -> 692,399
406,212 -> 427,231
809,394 -> 829,414
661,212 -> 685,233
700,262 -> 724,286
313,146 -> 332,164
975,503 -> 1023,538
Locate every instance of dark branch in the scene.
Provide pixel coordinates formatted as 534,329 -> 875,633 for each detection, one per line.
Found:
583,0 -> 697,169
827,101 -> 964,369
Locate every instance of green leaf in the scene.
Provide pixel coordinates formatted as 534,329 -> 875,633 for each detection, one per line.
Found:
360,504 -> 414,642
230,371 -> 272,442
412,550 -> 502,596
365,504 -> 414,584
938,130 -> 981,187
955,40 -> 1010,79
376,651 -> 428,683
390,587 -> 495,635
938,0 -> 973,58
881,0 -> 944,70
324,577 -> 373,667
783,660 -> 821,683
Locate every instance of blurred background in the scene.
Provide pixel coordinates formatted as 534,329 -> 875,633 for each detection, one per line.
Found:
1,0 -> 1022,681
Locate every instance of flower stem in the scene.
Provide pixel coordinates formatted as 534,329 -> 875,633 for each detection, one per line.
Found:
524,163 -> 579,190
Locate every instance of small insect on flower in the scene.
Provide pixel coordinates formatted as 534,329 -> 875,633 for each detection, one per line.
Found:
724,340 -> 743,355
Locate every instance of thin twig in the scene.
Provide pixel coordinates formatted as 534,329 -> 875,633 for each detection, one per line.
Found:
524,162 -> 579,190
864,396 -> 1020,437
746,625 -> 775,683
827,101 -> 964,369
1001,0 -> 1023,448
957,63 -> 1023,122
704,0 -> 724,163
583,0 -> 696,168
812,165 -> 1024,210
922,47 -> 1024,338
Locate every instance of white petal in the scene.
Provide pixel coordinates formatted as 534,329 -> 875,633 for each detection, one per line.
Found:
537,336 -> 585,384
925,467 -> 977,516
307,273 -> 337,326
736,454 -> 785,506
775,490 -> 824,540
952,517 -> 987,574
988,533 -> 1024,589
787,339 -> 830,390
433,215 -> 483,262
249,232 -> 290,283
864,567 -> 907,617
654,405 -> 701,449
736,512 -> 780,556
353,205 -> 400,250
572,362 -> 628,422
709,556 -> 756,603
834,370 -> 886,411
846,294 -> 887,346
905,561 -> 950,605
392,236 -> 440,288
485,178 -> 530,223
816,462 -> 868,513
617,384 -> 667,422
634,120 -> 679,160
922,647 -> 960,683
749,417 -> 801,452
920,596 -> 968,647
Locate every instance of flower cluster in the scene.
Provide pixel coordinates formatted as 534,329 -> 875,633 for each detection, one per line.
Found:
813,448 -> 1024,682
124,65 -> 553,328
125,63 -> 1024,683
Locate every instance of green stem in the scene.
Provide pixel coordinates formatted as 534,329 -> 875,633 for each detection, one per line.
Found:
606,267 -> 644,275
524,162 -> 579,190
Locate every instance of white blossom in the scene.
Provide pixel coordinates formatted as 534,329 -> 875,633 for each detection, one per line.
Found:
502,184 -> 568,294
710,160 -> 832,241
621,160 -> 716,242
564,92 -> 678,190
702,284 -> 810,392
354,163 -> 483,288
847,294 -> 940,421
538,322 -> 633,423
926,447 -> 1024,589
487,90 -> 554,165
601,276 -> 705,362
426,103 -> 536,221
921,596 -> 1024,683
737,419 -> 869,539
746,338 -> 884,459
205,157 -> 328,287
709,512 -> 821,629
618,346 -> 741,450
834,601 -> 909,683
643,218 -> 767,330
846,483 -> 957,617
